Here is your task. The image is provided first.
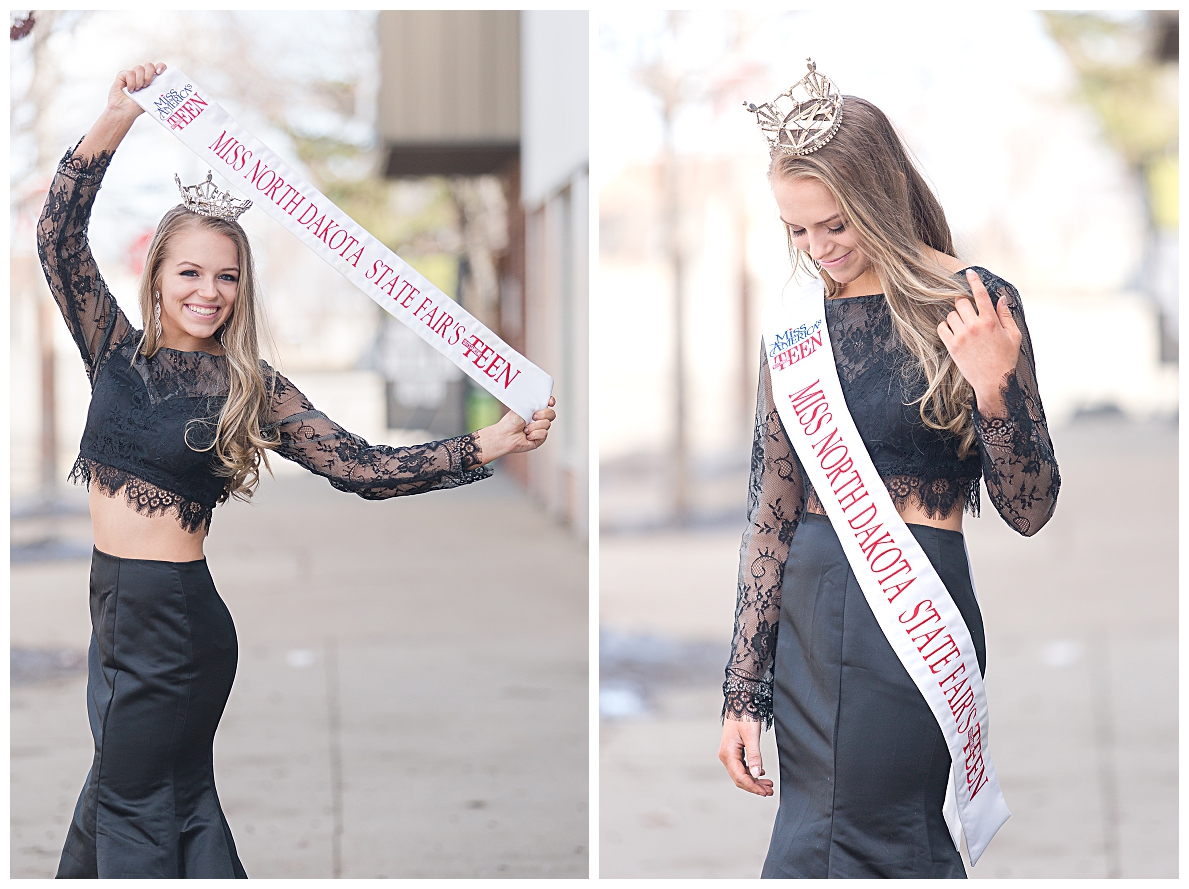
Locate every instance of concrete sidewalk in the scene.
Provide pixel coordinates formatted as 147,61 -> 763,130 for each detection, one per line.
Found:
11,469 -> 588,878
599,414 -> 1177,878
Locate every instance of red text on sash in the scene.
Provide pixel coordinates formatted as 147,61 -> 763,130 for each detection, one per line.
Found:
785,376 -> 990,800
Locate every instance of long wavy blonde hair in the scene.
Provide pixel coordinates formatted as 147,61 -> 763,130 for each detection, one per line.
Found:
771,96 -> 979,457
136,207 -> 279,502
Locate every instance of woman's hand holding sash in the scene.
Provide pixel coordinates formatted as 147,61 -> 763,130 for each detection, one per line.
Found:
74,62 -> 167,161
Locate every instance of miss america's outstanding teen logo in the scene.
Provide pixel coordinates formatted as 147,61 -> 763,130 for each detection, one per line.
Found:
769,318 -> 824,371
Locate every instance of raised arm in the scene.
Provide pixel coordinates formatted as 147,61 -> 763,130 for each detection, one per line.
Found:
970,272 -> 1061,535
35,63 -> 166,382
724,352 -> 807,727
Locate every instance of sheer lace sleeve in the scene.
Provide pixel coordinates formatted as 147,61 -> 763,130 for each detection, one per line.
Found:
36,144 -> 134,384
723,352 -> 806,727
971,270 -> 1061,536
265,369 -> 492,498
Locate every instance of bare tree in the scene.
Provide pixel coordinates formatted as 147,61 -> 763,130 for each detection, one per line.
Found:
629,11 -> 770,525
631,12 -> 704,525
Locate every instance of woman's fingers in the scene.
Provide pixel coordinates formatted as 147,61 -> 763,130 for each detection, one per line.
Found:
950,271 -> 1003,333
122,62 -> 166,93
121,67 -> 144,91
532,395 -> 557,423
937,319 -> 955,351
525,397 -> 554,437
718,734 -> 750,787
945,273 -> 1020,348
524,420 -> 551,442
737,719 -> 765,785
952,292 -> 978,325
719,720 -> 773,796
744,737 -> 764,780
966,268 -> 995,316
996,290 -> 1021,338
137,63 -> 160,89
938,309 -> 962,340
490,400 -> 555,453
939,274 -> 1024,395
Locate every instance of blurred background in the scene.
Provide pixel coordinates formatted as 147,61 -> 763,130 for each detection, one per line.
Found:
597,10 -> 1176,879
10,10 -> 588,878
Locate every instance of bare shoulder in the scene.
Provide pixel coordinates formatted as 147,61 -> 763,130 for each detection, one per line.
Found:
928,248 -> 971,275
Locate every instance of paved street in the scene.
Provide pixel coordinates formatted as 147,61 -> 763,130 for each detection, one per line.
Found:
11,469 -> 588,878
600,414 -> 1177,878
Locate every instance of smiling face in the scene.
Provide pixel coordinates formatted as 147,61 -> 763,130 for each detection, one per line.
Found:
155,223 -> 240,353
772,175 -> 879,294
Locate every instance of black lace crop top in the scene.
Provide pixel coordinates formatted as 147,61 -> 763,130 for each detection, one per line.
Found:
724,271 -> 1060,726
37,145 -> 491,533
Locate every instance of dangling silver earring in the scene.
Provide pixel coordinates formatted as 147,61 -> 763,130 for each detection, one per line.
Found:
154,292 -> 163,339
218,325 -> 226,347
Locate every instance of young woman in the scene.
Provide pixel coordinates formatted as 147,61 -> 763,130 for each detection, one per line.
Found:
39,63 -> 556,879
718,73 -> 1060,878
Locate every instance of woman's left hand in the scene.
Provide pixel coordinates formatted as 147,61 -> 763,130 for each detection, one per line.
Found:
474,396 -> 557,464
937,269 -> 1022,415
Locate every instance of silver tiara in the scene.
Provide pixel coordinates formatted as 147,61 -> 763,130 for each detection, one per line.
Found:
744,58 -> 843,157
175,171 -> 252,221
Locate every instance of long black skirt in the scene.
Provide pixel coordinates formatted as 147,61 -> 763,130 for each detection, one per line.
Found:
762,514 -> 987,879
57,549 -> 247,879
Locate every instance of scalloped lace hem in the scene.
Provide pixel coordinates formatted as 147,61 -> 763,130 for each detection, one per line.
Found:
806,472 -> 981,521
722,675 -> 774,729
69,456 -> 214,533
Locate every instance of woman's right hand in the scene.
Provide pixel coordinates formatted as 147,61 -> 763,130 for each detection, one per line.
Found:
75,63 -> 167,161
106,62 -> 167,120
719,717 -> 774,797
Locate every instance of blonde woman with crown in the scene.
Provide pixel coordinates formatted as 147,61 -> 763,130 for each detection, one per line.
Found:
39,63 -> 556,879
718,61 -> 1060,877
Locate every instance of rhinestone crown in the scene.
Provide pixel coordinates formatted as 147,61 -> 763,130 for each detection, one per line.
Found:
744,58 -> 843,157
175,171 -> 252,221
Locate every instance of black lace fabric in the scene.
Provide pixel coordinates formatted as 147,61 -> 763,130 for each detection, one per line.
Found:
68,457 -> 217,532
38,144 -> 491,534
723,371 -> 804,727
265,371 -> 487,500
724,271 -> 1061,726
36,146 -> 131,382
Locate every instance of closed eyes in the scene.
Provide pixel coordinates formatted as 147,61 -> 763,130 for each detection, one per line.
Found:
788,222 -> 845,237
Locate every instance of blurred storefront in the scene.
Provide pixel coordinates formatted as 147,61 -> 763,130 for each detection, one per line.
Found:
376,10 -> 589,533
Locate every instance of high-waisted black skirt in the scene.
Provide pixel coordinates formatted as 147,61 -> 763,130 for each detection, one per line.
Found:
57,549 -> 247,879
762,514 -> 986,879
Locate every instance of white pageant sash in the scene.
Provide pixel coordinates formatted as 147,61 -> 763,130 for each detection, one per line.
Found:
762,278 -> 1009,865
126,67 -> 553,423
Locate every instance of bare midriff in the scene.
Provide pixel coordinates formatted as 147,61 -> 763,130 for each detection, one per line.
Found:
806,497 -> 963,532
90,486 -> 208,562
